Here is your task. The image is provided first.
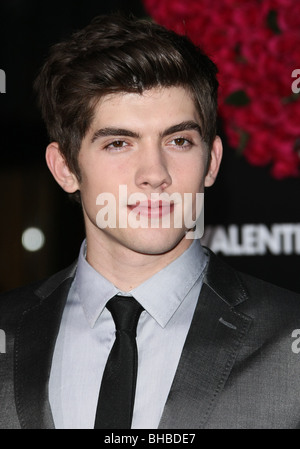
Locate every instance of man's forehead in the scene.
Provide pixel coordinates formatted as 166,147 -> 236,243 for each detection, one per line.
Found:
95,85 -> 194,109
89,86 -> 199,130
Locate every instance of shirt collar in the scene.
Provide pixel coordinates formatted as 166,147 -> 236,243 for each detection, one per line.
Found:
131,240 -> 207,327
74,239 -> 207,328
74,241 -> 119,327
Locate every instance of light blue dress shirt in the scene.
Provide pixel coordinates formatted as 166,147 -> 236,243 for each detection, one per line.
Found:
49,239 -> 208,429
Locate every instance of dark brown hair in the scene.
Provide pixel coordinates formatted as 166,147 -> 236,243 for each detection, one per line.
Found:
34,14 -> 219,181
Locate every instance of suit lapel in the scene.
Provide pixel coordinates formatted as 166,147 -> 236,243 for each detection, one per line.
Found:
159,249 -> 253,429
14,263 -> 76,429
13,249 -> 251,429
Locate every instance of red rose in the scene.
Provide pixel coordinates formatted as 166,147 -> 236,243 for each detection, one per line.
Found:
276,1 -> 300,31
268,31 -> 300,66
284,101 -> 300,136
271,152 -> 300,179
244,130 -> 274,166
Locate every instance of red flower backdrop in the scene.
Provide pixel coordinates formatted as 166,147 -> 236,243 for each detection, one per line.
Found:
143,0 -> 300,179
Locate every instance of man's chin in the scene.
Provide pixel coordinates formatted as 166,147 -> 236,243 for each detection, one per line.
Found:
121,229 -> 190,257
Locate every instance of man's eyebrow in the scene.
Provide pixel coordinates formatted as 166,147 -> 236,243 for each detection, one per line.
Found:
161,121 -> 202,138
90,121 -> 202,143
91,127 -> 140,143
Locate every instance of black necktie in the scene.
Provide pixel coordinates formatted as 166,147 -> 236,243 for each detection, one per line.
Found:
94,295 -> 144,429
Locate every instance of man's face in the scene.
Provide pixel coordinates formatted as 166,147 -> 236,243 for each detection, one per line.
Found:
66,86 -> 222,257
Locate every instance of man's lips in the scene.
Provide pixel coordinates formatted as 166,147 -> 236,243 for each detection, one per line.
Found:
127,200 -> 175,218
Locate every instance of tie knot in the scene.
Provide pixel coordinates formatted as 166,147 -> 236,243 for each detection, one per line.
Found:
106,295 -> 144,335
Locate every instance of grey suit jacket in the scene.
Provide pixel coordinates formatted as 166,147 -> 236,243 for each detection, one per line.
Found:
1,248 -> 300,429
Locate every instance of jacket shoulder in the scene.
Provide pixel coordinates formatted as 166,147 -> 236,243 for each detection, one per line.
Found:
204,246 -> 300,317
237,269 -> 300,320
0,261 -> 77,321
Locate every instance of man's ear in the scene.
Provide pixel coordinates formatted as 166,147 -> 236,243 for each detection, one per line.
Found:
204,136 -> 223,187
45,142 -> 80,193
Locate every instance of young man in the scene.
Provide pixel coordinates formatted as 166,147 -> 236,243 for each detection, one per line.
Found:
1,14 -> 300,430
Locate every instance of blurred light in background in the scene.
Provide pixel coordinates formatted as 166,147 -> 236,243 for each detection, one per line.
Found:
22,227 -> 45,252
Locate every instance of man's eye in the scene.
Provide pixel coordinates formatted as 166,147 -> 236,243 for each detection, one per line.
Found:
105,140 -> 127,150
170,137 -> 192,147
174,138 -> 187,146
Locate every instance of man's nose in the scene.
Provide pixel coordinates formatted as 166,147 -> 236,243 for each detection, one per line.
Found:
134,145 -> 172,191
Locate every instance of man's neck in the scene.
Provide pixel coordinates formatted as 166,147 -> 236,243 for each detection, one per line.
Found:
85,233 -> 192,292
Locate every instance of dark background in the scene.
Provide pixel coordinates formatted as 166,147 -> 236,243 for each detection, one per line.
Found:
0,0 -> 299,294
